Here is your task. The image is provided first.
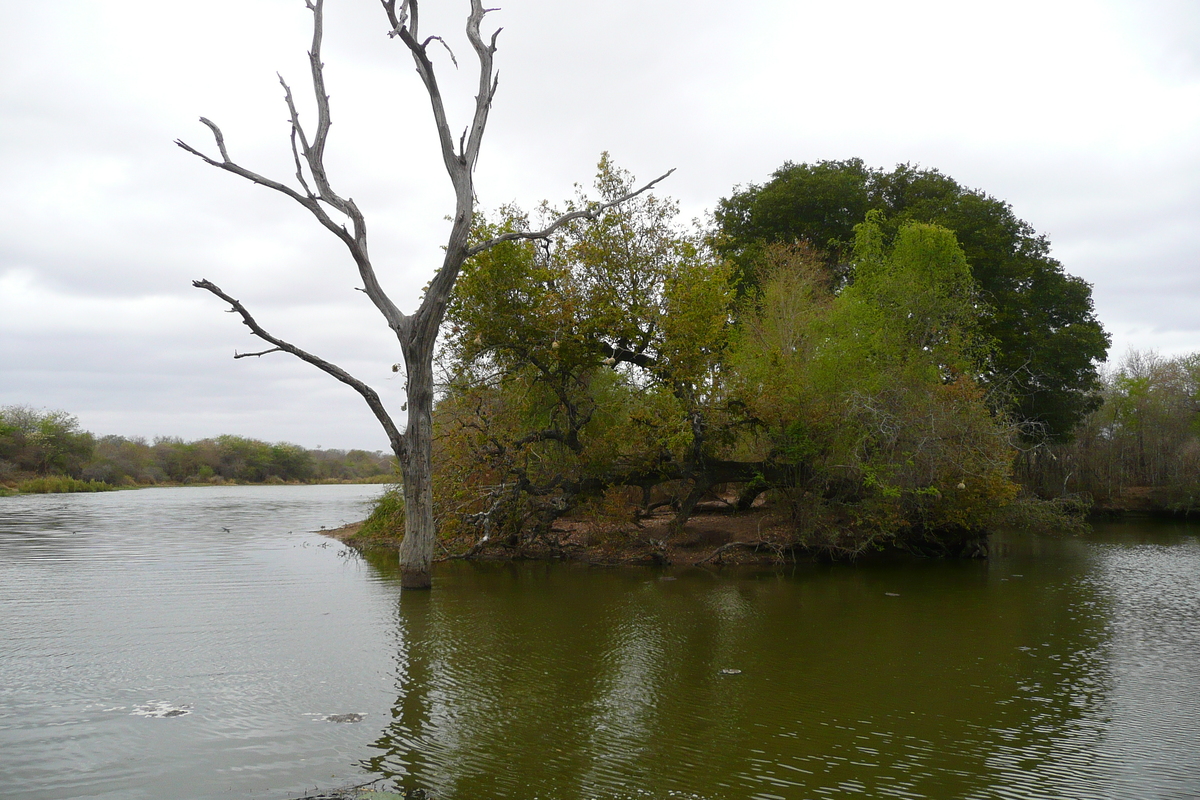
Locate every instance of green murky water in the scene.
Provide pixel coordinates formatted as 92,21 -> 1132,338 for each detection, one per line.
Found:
359,525 -> 1199,800
1,488 -> 1198,799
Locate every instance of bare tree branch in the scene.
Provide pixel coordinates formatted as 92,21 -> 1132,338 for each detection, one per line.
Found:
289,126 -> 315,198
176,123 -> 311,207
300,1 -> 344,211
394,15 -> 463,183
467,168 -> 676,257
462,3 -> 499,171
193,279 -> 406,459
178,0 -> 409,337
599,341 -> 657,370
694,541 -> 777,566
199,117 -> 230,162
280,75 -> 316,197
234,347 -> 283,358
381,0 -> 411,38
423,35 -> 458,67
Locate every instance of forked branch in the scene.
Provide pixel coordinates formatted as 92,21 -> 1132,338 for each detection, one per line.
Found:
193,279 -> 406,458
177,0 -> 407,337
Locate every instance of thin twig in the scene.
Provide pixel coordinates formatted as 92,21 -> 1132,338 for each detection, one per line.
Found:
234,347 -> 283,359
199,117 -> 230,162
468,169 -> 676,257
423,35 -> 458,67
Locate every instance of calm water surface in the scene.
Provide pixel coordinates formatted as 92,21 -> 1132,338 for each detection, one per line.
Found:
2,487 -> 1198,800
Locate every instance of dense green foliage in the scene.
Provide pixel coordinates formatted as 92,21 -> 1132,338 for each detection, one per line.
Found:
437,155 -> 736,543
0,405 -> 394,491
724,219 -> 1017,554
714,159 -> 1111,440
84,434 -> 393,485
423,157 -> 1023,557
0,406 -> 95,478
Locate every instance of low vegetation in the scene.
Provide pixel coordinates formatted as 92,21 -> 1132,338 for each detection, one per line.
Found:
11,476 -> 119,495
0,406 -> 395,494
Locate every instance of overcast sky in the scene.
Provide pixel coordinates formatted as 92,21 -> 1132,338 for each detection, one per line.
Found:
2,0 -> 1198,452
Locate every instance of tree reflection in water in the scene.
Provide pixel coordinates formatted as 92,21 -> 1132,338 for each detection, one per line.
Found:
352,534 -> 1153,800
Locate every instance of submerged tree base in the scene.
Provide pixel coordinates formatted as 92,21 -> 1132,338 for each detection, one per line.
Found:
399,569 -> 433,590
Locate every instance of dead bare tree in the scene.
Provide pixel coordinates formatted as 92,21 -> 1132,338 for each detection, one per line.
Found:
177,0 -> 671,588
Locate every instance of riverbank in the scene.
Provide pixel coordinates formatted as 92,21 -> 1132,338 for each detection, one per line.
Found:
323,502 -> 906,567
322,486 -> 1199,567
1092,486 -> 1200,519
0,476 -> 120,496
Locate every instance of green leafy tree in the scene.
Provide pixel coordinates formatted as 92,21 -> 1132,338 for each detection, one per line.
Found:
438,156 -> 737,542
267,443 -> 315,481
0,406 -> 95,477
83,436 -> 164,485
433,189 -> 1020,557
729,217 -> 1017,555
715,160 -> 1110,440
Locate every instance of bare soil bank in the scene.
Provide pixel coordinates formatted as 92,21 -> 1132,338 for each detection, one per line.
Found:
320,486 -> 1199,567
322,502 -> 803,567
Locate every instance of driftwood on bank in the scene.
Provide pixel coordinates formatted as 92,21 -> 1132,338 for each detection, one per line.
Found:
693,540 -> 774,566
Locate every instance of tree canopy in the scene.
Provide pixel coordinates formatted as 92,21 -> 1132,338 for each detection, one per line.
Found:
0,406 -> 94,478
714,159 -> 1111,440
429,158 -> 1020,558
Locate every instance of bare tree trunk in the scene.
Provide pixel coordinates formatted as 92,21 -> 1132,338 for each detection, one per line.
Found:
178,0 -> 671,590
397,431 -> 435,587
397,339 -> 436,588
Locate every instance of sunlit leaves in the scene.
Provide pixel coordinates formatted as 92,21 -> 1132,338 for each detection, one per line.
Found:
729,217 -> 1017,550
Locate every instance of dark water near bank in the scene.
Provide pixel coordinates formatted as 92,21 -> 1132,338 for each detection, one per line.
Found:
2,488 -> 1199,799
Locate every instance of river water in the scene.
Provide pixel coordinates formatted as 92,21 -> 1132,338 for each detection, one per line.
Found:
1,486 -> 1198,799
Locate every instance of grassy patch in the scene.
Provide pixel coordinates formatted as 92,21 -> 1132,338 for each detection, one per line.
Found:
14,476 -> 119,494
355,473 -> 396,484
351,486 -> 405,545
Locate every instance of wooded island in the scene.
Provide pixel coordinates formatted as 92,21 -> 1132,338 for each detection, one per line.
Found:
7,157 -> 1197,561
349,157 -> 1195,560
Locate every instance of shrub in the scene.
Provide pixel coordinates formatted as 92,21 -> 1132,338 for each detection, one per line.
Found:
356,486 -> 405,543
16,476 -> 118,494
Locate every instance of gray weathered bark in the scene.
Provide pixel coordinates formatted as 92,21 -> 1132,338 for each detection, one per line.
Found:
178,0 -> 670,589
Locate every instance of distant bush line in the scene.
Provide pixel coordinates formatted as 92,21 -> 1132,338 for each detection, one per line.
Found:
0,405 -> 396,494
